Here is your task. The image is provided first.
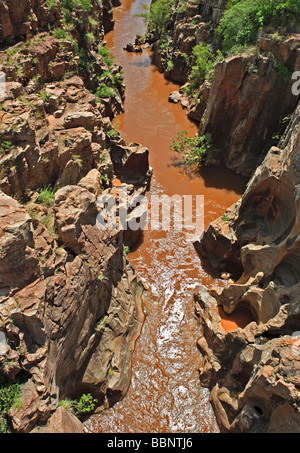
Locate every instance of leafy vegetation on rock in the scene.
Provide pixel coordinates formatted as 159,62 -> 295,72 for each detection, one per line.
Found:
218,0 -> 300,54
170,130 -> 212,167
60,0 -> 92,20
188,43 -> 222,92
139,0 -> 175,42
0,379 -> 22,433
37,186 -> 57,207
59,393 -> 98,417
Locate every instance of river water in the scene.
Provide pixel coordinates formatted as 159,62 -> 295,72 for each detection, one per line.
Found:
85,0 -> 247,433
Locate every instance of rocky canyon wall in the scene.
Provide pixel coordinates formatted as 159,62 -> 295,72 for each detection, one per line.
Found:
198,36 -> 300,176
195,99 -> 300,433
192,4 -> 300,434
0,0 -> 151,433
146,0 -> 300,433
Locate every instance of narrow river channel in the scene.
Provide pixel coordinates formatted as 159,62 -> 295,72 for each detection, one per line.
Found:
84,0 -> 247,433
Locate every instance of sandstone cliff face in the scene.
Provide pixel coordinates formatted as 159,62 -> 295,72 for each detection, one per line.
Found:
0,0 -> 61,42
0,0 -> 152,433
0,187 -> 146,432
199,36 -> 300,176
194,100 -> 300,433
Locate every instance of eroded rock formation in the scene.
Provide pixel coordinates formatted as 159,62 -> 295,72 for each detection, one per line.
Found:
194,101 -> 300,433
0,0 -> 118,43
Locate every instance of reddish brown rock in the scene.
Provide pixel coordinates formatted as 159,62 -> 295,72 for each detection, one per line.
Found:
0,186 -> 145,432
199,49 -> 298,176
0,0 -> 61,43
30,406 -> 85,433
0,192 -> 39,294
195,101 -> 300,433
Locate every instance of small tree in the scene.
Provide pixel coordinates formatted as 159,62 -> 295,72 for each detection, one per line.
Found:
170,130 -> 212,167
189,43 -> 218,91
59,393 -> 98,417
137,0 -> 175,42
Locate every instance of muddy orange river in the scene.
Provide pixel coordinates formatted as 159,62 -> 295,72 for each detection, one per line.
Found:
85,0 -> 248,433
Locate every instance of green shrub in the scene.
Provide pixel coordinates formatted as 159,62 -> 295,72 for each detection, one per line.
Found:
170,130 -> 212,167
149,0 -> 175,40
81,0 -> 92,11
77,47 -> 93,72
39,90 -> 51,102
0,141 -> 12,155
53,28 -> 70,40
166,59 -> 174,71
98,44 -> 114,68
218,0 -> 300,54
85,31 -> 95,44
106,128 -> 119,138
61,0 -> 92,12
255,0 -> 300,27
218,0 -> 260,53
275,57 -> 292,81
95,83 -> 115,99
58,398 -> 76,414
221,214 -> 230,222
189,43 -> 218,91
0,380 -> 22,433
76,393 -> 97,414
59,393 -> 97,417
60,0 -> 92,21
6,47 -> 20,57
138,0 -> 175,41
72,154 -> 83,167
46,0 -> 58,10
95,69 -> 123,100
37,186 -> 56,207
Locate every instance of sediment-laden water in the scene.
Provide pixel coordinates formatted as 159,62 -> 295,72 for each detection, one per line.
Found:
85,0 -> 247,433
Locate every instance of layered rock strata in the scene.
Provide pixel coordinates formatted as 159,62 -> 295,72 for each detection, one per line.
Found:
0,0 -> 117,44
0,0 -> 152,433
198,37 -> 300,176
194,101 -> 300,433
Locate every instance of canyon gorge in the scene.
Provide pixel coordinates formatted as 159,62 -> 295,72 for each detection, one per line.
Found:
0,0 -> 299,434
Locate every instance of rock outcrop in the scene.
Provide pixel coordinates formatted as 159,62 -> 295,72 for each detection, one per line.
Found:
0,0 -> 61,43
150,0 -> 227,83
198,36 -> 300,176
194,100 -> 300,433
